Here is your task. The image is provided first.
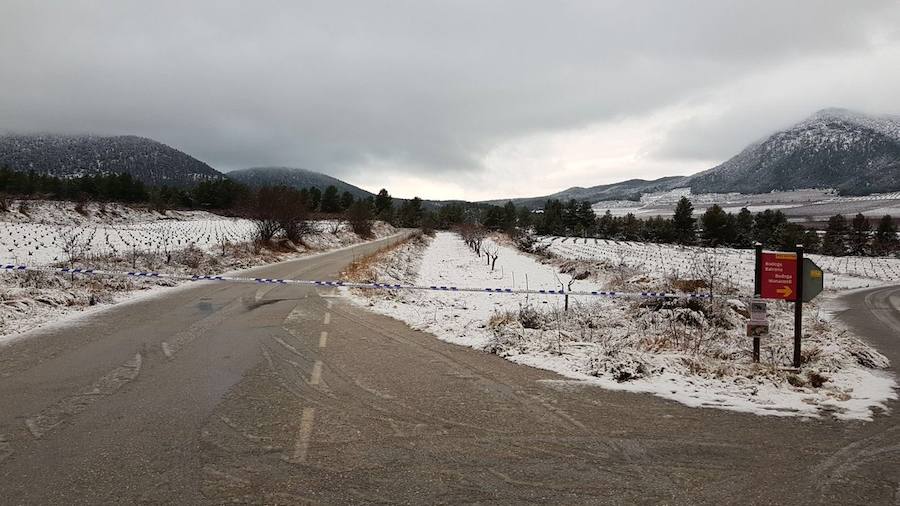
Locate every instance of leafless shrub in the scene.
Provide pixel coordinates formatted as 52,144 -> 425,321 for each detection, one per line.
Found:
56,226 -> 89,269
176,244 -> 204,269
248,186 -> 311,245
347,201 -> 374,238
325,219 -> 341,235
690,250 -> 732,298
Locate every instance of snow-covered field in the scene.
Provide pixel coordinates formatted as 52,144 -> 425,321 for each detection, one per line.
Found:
592,188 -> 900,220
346,232 -> 897,421
0,200 -> 396,341
0,201 -> 255,265
534,236 -> 900,291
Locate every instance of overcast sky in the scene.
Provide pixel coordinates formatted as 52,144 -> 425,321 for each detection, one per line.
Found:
2,1 -> 899,200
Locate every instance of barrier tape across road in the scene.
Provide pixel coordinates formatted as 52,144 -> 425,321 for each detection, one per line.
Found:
1,263 -> 713,300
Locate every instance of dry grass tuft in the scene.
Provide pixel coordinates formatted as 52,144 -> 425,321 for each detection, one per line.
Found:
342,232 -> 423,283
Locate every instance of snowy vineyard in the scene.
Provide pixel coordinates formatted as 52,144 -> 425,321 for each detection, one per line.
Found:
0,219 -> 257,265
536,236 -> 900,291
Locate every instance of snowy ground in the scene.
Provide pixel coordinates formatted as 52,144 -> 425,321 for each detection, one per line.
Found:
535,236 -> 900,291
0,200 -> 255,265
0,200 -> 396,342
345,231 -> 897,421
591,188 -> 900,221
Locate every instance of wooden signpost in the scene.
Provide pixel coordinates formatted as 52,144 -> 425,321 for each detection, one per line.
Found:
753,244 -> 824,368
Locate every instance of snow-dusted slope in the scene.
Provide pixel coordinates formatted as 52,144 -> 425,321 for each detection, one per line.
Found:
687,108 -> 900,195
0,134 -> 223,187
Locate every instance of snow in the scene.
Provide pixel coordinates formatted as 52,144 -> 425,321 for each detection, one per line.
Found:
352,232 -> 603,348
535,236 -> 900,290
347,231 -> 897,421
0,200 -> 397,343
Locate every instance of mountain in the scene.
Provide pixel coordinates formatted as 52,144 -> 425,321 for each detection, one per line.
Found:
490,108 -> 900,207
0,134 -> 222,187
484,176 -> 686,208
226,166 -> 375,199
685,108 -> 900,195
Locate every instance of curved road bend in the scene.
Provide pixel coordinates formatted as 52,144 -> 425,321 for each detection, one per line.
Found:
0,237 -> 898,504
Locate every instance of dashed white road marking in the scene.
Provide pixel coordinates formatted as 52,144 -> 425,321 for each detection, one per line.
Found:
318,331 -> 328,348
285,407 -> 316,464
309,361 -> 323,386
161,341 -> 173,359
326,299 -> 334,309
323,312 -> 331,325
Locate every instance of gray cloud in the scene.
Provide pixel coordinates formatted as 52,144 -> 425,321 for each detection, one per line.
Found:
2,0 -> 899,198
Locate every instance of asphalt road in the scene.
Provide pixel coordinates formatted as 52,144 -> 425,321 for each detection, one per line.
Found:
0,236 -> 898,505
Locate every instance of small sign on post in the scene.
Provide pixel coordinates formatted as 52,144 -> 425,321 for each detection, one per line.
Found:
747,299 -> 768,363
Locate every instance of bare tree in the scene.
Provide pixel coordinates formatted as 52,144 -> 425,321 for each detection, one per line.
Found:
327,218 -> 343,235
555,274 -> 576,311
57,226 -> 89,270
159,222 -> 175,264
485,244 -> 500,270
248,186 -> 311,245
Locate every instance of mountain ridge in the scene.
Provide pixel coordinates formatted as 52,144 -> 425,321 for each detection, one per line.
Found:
0,133 -> 222,187
490,108 -> 900,207
225,166 -> 375,199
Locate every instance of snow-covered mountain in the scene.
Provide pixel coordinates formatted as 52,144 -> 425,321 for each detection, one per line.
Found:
492,108 -> 900,207
685,108 -> 900,195
226,166 -> 374,199
0,134 -> 223,187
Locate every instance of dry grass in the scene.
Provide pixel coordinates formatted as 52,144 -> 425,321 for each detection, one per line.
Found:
342,232 -> 423,283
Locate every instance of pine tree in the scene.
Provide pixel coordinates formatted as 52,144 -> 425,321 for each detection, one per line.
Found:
734,208 -> 754,247
374,189 -> 393,219
339,191 -> 355,211
873,215 -> 899,255
397,197 -> 423,228
821,214 -> 848,256
849,213 -> 871,255
700,204 -> 730,246
802,229 -> 821,253
672,197 -> 696,245
320,185 -> 340,213
308,187 -> 322,211
562,199 -> 580,235
575,201 -> 596,236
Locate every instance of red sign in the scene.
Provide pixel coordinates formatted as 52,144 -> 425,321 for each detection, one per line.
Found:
760,252 -> 797,300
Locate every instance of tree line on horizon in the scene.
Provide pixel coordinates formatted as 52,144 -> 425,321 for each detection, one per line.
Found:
1,166 -> 897,256
523,196 -> 898,257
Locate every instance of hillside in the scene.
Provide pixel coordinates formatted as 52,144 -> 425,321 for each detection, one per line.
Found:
686,108 -> 900,195
484,176 -> 686,208
490,108 -> 900,207
226,166 -> 374,199
0,134 -> 222,187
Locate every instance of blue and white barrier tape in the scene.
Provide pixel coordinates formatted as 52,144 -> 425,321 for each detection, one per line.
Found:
1,263 -> 713,300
